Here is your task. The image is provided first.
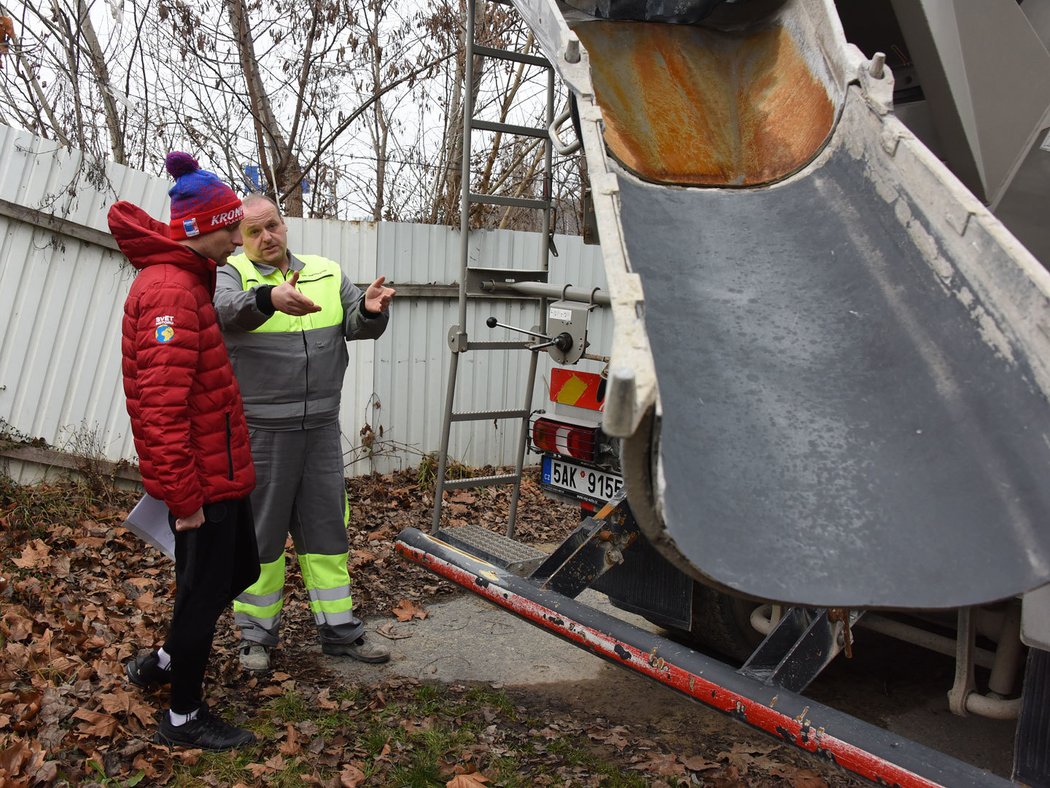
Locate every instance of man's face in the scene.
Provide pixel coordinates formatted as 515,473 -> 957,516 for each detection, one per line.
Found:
198,221 -> 243,266
240,201 -> 289,267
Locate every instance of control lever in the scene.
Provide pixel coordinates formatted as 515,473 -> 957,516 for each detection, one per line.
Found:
486,316 -> 574,354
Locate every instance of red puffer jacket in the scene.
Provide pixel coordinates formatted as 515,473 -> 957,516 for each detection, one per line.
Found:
109,201 -> 255,518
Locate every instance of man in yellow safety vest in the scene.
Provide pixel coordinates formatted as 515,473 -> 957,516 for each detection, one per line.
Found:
214,194 -> 395,671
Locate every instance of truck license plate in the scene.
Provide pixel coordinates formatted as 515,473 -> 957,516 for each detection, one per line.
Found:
542,456 -> 623,503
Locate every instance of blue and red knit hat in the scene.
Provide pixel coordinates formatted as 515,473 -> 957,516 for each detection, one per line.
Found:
165,152 -> 243,239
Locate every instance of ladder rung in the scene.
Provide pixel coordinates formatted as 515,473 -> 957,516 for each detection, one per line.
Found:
451,409 -> 529,422
465,340 -> 533,351
444,474 -> 519,490
469,193 -> 549,210
472,119 -> 549,139
473,45 -> 549,68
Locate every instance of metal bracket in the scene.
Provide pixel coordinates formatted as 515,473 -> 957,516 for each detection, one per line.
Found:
447,325 -> 468,353
739,607 -> 863,693
530,489 -> 635,597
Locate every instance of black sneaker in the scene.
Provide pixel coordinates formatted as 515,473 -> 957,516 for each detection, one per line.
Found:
125,650 -> 171,689
155,706 -> 256,751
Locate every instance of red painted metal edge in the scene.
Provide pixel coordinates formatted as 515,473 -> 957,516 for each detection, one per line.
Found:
396,533 -> 1001,788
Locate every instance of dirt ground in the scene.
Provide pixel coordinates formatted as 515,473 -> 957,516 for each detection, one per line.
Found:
0,467 -> 1017,785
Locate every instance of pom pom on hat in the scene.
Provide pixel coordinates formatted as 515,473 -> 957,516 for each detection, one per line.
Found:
165,151 -> 201,179
165,151 -> 243,240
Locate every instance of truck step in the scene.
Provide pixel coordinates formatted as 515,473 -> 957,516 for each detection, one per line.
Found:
436,525 -> 547,576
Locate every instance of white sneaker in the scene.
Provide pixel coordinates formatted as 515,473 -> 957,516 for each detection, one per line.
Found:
239,644 -> 271,672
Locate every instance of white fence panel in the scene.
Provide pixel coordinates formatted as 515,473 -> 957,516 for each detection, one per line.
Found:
0,125 -> 610,479
367,222 -> 610,474
0,128 -> 168,469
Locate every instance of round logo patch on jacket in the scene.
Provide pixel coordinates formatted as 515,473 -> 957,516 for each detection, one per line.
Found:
155,325 -> 175,343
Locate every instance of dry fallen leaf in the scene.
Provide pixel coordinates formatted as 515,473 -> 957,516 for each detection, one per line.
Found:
12,539 -> 51,569
683,754 -> 721,772
1,609 -> 34,641
446,770 -> 492,788
339,763 -> 366,787
376,622 -> 412,640
315,688 -> 339,711
173,748 -> 202,766
635,752 -> 685,778
770,765 -> 830,788
279,723 -> 302,756
392,598 -> 428,622
72,708 -> 118,737
245,762 -> 272,779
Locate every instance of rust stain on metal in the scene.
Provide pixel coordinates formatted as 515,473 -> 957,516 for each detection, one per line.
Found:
572,20 -> 835,186
647,646 -> 668,670
828,607 -> 854,659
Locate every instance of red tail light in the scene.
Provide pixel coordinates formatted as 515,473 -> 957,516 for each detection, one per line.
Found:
531,418 -> 598,463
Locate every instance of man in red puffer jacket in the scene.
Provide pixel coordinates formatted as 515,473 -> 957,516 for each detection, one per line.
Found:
108,152 -> 260,752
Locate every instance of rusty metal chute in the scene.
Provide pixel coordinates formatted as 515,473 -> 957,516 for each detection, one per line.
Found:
515,0 -> 1050,608
573,21 -> 836,186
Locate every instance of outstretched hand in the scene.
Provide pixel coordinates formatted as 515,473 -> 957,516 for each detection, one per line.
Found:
365,275 -> 396,314
272,270 -> 322,316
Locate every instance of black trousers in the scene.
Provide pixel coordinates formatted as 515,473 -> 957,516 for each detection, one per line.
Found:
165,498 -> 260,713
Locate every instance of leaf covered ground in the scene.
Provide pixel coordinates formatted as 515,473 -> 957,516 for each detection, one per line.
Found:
0,469 -> 856,786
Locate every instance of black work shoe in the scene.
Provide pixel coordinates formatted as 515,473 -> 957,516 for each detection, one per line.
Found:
321,635 -> 391,663
154,706 -> 256,751
125,650 -> 172,689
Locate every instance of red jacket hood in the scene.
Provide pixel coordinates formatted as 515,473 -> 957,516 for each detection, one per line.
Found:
108,200 -> 215,278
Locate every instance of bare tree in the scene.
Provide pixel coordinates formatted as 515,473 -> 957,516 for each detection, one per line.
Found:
0,0 -> 584,231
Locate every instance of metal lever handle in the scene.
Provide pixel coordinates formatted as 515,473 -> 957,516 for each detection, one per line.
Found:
486,316 -> 549,341
486,316 -> 573,354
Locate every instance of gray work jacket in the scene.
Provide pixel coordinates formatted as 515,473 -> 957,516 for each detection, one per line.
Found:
214,252 -> 389,430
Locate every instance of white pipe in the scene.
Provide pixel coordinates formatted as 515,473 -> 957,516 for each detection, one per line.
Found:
857,614 -> 997,669
987,604 -> 1024,697
750,604 -> 775,635
964,692 -> 1021,720
748,606 -> 997,668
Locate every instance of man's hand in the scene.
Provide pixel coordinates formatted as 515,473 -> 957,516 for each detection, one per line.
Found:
272,271 -> 322,316
364,275 -> 396,314
175,507 -> 205,532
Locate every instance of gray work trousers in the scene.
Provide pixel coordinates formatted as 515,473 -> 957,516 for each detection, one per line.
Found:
233,423 -> 364,647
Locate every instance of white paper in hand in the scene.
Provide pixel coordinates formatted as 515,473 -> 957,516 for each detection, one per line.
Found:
123,494 -> 175,560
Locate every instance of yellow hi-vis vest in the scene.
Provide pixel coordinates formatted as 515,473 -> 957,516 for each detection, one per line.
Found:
225,254 -> 344,331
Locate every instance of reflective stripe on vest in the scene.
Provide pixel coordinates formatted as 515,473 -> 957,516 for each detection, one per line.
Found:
226,254 -> 344,333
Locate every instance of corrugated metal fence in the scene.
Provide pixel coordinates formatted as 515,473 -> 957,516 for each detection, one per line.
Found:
0,125 -> 611,478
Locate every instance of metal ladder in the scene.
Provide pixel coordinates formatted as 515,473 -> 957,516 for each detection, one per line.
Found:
431,0 -> 556,539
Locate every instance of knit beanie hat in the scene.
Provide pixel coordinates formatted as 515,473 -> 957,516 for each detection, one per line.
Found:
165,152 -> 244,239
